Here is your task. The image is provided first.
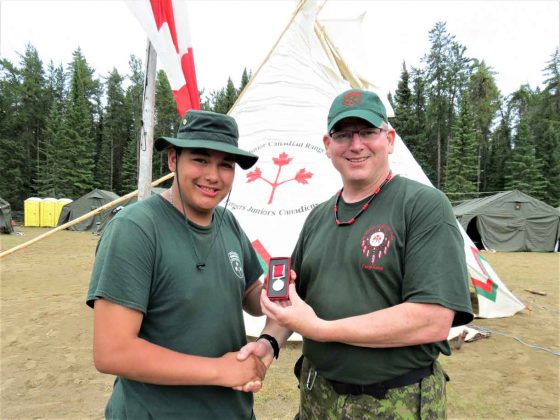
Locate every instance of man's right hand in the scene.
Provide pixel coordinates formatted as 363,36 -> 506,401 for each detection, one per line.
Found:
234,339 -> 275,392
217,352 -> 267,390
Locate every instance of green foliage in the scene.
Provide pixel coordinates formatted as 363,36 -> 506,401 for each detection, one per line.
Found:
239,68 -> 251,94
535,49 -> 560,206
422,22 -> 472,188
213,77 -> 238,114
467,61 -> 500,191
504,115 -> 547,199
444,94 -> 479,200
120,56 -> 145,194
98,69 -> 129,193
0,137 -> 26,206
153,70 -> 177,180
199,70 -> 251,115
2,36 -> 558,209
485,104 -> 511,192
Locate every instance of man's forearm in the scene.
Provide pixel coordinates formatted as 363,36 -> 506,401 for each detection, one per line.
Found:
314,302 -> 454,348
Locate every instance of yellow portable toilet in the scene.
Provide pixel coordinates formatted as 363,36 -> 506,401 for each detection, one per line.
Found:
24,197 -> 42,227
55,198 -> 73,226
40,198 -> 58,227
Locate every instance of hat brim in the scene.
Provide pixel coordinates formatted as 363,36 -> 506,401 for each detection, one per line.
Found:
328,109 -> 386,133
155,137 -> 258,170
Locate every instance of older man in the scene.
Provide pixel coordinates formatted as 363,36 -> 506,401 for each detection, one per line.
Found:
240,89 -> 473,419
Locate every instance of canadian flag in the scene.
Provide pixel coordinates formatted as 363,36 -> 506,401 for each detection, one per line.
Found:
127,0 -> 201,115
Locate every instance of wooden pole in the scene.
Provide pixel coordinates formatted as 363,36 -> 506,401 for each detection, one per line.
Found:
138,40 -> 157,201
0,173 -> 174,260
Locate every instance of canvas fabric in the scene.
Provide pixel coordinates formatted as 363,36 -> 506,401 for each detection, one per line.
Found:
453,190 -> 560,252
291,176 -> 473,384
87,194 -> 263,419
296,357 -> 448,420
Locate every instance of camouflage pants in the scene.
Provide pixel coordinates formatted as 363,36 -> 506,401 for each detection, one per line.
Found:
296,358 -> 447,420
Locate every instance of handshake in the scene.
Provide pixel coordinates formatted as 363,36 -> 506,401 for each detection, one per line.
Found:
222,336 -> 277,393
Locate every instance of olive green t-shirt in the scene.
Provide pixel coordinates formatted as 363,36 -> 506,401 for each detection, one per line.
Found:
292,176 -> 473,385
87,194 -> 262,419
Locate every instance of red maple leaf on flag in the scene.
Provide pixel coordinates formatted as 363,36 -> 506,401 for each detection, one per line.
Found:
246,167 -> 262,183
127,0 -> 200,115
272,153 -> 293,167
294,168 -> 313,184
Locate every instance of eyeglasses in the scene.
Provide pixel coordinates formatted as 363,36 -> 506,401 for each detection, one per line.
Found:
329,127 -> 387,143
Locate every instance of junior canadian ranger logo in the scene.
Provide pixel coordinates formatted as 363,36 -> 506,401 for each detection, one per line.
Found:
342,91 -> 362,107
361,224 -> 393,266
228,251 -> 244,279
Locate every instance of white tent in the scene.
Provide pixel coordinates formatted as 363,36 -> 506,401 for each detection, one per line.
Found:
227,0 -> 524,339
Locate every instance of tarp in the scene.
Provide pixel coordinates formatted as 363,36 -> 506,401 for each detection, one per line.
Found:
226,1 -> 524,339
57,189 -> 119,231
0,197 -> 14,234
453,190 -> 560,252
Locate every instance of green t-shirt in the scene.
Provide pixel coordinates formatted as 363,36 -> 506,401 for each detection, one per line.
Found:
87,194 -> 262,419
292,176 -> 473,385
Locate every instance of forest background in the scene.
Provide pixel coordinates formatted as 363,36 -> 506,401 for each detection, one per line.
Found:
1,22 -> 558,210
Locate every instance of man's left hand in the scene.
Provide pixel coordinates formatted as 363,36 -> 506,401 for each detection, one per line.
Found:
260,283 -> 323,340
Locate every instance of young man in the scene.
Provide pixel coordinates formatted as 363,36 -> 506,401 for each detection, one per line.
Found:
239,89 -> 474,418
88,110 -> 267,419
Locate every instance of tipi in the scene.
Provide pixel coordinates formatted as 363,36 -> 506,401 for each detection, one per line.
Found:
226,0 -> 524,338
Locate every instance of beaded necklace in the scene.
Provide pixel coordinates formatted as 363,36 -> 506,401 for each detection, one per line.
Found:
334,171 -> 393,226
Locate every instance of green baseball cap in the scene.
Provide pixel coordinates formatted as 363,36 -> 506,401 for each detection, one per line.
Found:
327,89 -> 388,133
155,110 -> 258,170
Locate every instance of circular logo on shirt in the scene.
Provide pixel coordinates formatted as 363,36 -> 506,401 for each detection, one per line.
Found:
228,251 -> 244,279
361,224 -> 394,266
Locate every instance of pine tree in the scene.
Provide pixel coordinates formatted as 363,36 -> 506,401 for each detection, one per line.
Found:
468,60 -> 500,192
153,70 -> 178,180
60,50 -> 97,198
98,69 -> 128,193
213,77 -> 238,114
407,69 -> 434,181
0,137 -> 26,206
423,22 -> 471,188
486,102 -> 512,192
535,49 -> 560,206
120,56 -> 145,194
36,99 -> 64,197
444,94 -> 479,200
0,58 -> 26,206
18,44 -> 50,195
392,62 -> 414,138
239,68 -> 251,94
504,116 -> 547,198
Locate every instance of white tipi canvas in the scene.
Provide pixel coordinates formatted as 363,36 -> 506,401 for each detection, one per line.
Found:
227,0 -> 524,339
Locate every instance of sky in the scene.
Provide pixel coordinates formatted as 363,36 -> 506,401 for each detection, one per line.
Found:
1,0 -> 559,98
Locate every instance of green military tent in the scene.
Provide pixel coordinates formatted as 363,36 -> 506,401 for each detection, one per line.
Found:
57,189 -> 119,231
0,197 -> 14,234
92,187 -> 166,235
453,190 -> 560,252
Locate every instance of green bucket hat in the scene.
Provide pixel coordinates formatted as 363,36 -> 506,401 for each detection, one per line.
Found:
155,110 -> 258,170
327,89 -> 388,133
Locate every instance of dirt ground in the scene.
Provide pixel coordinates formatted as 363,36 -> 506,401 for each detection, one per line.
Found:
1,227 -> 559,419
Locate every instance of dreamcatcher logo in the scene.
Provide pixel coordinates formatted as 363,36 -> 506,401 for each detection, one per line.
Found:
361,224 -> 394,270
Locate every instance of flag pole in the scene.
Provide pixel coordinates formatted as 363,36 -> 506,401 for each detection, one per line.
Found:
137,40 -> 157,201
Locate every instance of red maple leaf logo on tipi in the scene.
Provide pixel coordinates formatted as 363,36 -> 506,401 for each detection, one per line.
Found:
247,152 -> 313,204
